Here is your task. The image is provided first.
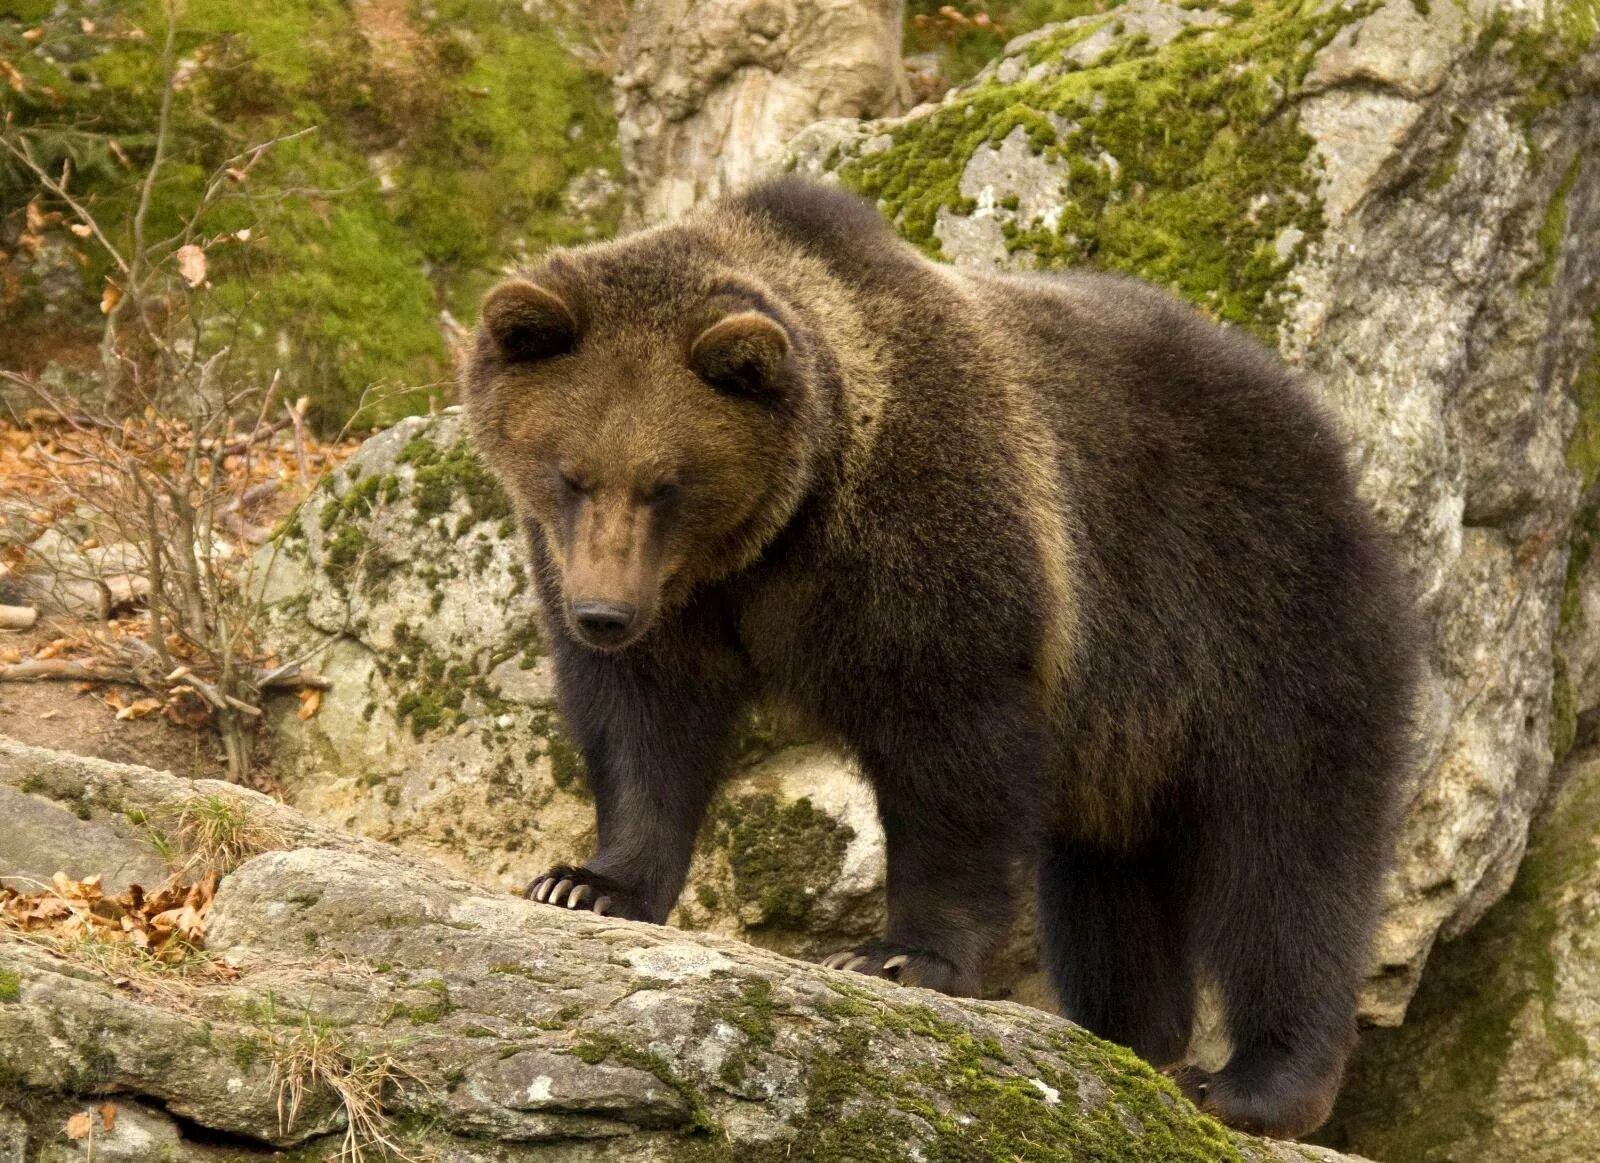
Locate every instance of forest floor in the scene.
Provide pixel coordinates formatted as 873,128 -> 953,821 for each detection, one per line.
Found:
0,415 -> 362,785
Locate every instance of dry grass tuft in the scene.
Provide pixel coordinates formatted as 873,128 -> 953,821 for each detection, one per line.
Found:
175,792 -> 288,874
271,1017 -> 422,1162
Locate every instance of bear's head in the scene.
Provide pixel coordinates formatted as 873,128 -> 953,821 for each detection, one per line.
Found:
464,242 -> 832,652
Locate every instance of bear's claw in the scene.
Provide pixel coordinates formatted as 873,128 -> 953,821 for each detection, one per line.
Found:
524,866 -> 632,919
819,942 -> 969,993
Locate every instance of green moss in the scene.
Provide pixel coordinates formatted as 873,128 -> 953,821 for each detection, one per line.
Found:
2,0 -> 619,427
324,473 -> 401,530
724,977 -> 776,1046
752,983 -> 1241,1161
844,0 -> 1369,336
717,794 -> 851,929
1566,312 -> 1600,488
1536,153 -> 1581,287
400,979 -> 453,1025
231,1034 -> 263,1073
395,685 -> 463,738
399,437 -> 511,528
1425,114 -> 1472,193
322,523 -> 379,594
0,970 -> 20,1003
571,1032 -> 718,1136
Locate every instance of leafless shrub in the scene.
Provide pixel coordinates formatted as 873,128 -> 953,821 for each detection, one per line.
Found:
0,4 -> 343,785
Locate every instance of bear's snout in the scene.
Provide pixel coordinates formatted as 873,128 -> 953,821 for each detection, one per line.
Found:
570,599 -> 639,648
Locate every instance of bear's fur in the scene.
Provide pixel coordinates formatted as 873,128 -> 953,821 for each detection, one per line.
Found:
463,176 -> 1421,1139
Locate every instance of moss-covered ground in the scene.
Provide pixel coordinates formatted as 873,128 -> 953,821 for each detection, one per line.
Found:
1,0 -> 619,427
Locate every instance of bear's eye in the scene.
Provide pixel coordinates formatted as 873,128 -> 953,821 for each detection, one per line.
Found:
647,481 -> 680,506
557,470 -> 591,497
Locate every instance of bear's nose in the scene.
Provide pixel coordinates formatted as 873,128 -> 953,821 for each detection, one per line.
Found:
572,600 -> 637,646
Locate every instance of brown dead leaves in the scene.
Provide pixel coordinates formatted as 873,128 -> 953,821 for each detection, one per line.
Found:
63,1102 -> 119,1155
175,243 -> 207,288
1,869 -> 229,971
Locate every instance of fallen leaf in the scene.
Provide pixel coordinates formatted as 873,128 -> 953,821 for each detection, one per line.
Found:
69,222 -> 93,238
296,688 -> 322,721
115,697 -> 163,722
101,279 -> 123,315
22,26 -> 44,42
65,1111 -> 92,1140
175,244 -> 207,288
100,1102 -> 117,1131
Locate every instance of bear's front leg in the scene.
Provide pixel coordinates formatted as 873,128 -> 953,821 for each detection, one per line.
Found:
525,627 -> 749,924
825,698 -> 1049,995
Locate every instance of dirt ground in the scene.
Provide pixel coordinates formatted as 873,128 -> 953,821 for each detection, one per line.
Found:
0,415 -> 359,787
0,618 -> 238,781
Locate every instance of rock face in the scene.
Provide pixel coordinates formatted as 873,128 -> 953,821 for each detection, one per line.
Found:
0,737 -> 1356,1161
790,0 -> 1600,1025
615,0 -> 907,225
1320,744 -> 1600,1161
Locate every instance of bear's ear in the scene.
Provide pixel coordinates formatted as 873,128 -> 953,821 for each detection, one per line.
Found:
480,279 -> 578,363
689,311 -> 791,398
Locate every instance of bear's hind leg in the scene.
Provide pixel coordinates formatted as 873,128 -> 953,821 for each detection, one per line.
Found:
1179,810 -> 1376,1139
1037,840 -> 1194,1069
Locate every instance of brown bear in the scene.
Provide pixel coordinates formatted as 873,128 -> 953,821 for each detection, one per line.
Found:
463,175 -> 1421,1139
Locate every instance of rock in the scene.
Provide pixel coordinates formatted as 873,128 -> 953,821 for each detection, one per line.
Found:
615,0 -> 907,225
0,785 -> 168,895
1556,483 -> 1600,752
0,736 -> 1362,1161
1320,744 -> 1600,1160
788,0 -> 1600,1026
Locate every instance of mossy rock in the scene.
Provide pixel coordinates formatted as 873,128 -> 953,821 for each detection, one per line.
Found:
1321,745 -> 1600,1161
812,0 -> 1361,338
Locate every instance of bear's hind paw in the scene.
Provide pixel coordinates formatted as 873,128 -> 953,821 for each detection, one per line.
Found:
819,942 -> 974,995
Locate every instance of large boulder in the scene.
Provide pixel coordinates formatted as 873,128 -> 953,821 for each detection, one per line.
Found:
1320,743 -> 1600,1160
0,737 -> 1358,1161
790,0 -> 1600,1025
614,0 -> 907,225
